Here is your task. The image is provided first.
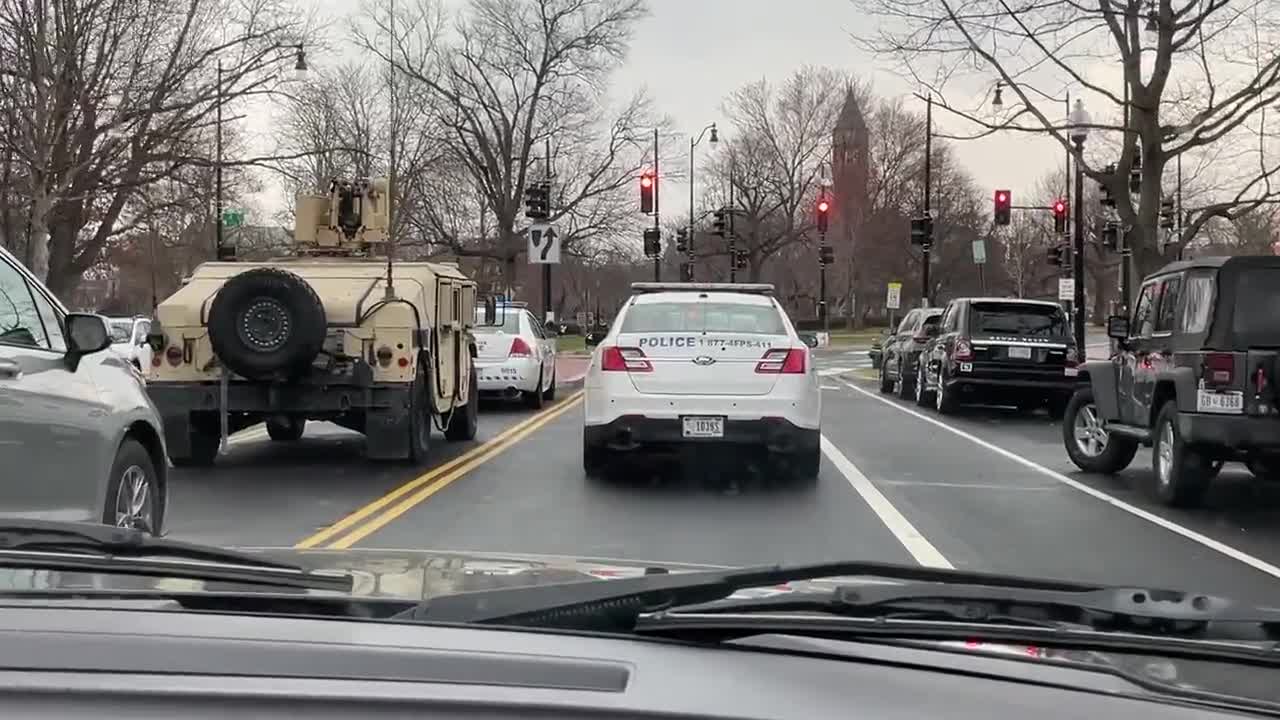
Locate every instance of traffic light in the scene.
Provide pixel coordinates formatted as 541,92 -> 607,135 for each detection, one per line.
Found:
1099,163 -> 1117,207
734,249 -> 748,270
675,227 -> 689,253
1101,221 -> 1120,251
1047,244 -> 1067,266
1160,199 -> 1175,229
816,196 -> 831,233
679,262 -> 694,282
910,215 -> 933,246
524,181 -> 549,219
1052,199 -> 1067,234
639,171 -> 655,214
1129,153 -> 1142,194
993,189 -> 1011,225
643,228 -> 661,258
711,209 -> 727,237
818,245 -> 834,267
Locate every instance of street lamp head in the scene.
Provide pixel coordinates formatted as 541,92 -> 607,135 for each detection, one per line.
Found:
991,82 -> 1004,110
709,124 -> 719,145
1068,98 -> 1090,144
293,46 -> 309,81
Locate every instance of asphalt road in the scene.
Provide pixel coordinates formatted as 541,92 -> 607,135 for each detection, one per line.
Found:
165,349 -> 1280,603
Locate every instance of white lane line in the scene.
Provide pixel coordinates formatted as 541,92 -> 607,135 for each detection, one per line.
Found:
840,379 -> 1280,581
820,435 -> 954,569
818,367 -> 855,377
879,480 -> 1060,491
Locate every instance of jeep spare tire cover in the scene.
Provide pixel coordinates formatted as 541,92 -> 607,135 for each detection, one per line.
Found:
207,267 -> 326,379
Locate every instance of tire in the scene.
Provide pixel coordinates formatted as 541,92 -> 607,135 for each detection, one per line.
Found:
104,439 -> 162,534
266,417 -> 305,442
789,444 -> 821,485
1062,388 -> 1138,474
171,428 -> 219,467
207,267 -> 327,380
444,363 -> 480,442
543,364 -> 557,401
878,360 -> 893,393
935,368 -> 959,414
523,365 -> 546,409
583,431 -> 607,478
1151,400 -> 1212,507
895,359 -> 914,400
408,363 -> 433,465
914,363 -> 934,407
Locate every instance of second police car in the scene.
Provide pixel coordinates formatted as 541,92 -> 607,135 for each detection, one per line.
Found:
582,283 -> 821,483
473,302 -> 558,408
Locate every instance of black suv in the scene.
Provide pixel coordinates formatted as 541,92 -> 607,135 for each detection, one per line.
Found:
1062,255 -> 1280,507
915,297 -> 1082,416
878,307 -> 944,399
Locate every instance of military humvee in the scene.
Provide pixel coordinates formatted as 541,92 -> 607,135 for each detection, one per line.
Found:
146,177 -> 481,466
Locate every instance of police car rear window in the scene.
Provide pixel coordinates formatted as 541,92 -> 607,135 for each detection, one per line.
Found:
970,302 -> 1067,338
474,310 -> 521,333
621,302 -> 785,334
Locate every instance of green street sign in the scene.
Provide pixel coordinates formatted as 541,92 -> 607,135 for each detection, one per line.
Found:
222,210 -> 245,228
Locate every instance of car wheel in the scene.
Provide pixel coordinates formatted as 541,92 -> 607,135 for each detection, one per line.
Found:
788,444 -> 821,485
1151,400 -> 1212,507
543,365 -> 557,401
408,363 -> 433,465
1062,388 -> 1138,474
935,368 -> 958,414
266,416 -> 305,442
523,366 -> 546,409
104,439 -> 162,534
172,428 -> 219,467
914,364 -> 933,407
444,363 -> 480,442
879,360 -> 893,393
895,360 -> 914,400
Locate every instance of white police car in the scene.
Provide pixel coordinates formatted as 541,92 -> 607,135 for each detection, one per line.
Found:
473,303 -> 558,408
582,283 -> 821,481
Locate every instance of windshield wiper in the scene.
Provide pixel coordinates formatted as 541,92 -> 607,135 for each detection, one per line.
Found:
0,520 -> 352,593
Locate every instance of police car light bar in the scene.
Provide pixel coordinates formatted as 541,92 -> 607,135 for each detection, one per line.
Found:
630,282 -> 775,295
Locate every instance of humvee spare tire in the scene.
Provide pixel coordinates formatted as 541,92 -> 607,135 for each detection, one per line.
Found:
207,267 -> 326,380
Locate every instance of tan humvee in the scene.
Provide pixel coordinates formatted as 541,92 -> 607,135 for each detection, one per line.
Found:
147,177 -> 481,466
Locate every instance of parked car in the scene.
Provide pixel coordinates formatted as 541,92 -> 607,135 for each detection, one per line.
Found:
916,297 -> 1083,416
0,247 -> 168,532
1062,255 -> 1280,507
108,316 -> 153,371
878,308 -> 943,399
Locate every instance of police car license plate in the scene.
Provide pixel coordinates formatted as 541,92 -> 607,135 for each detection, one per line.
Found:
682,416 -> 724,438
1196,389 -> 1243,414
1008,346 -> 1032,359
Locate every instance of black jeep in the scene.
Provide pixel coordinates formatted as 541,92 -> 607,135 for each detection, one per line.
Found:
1062,255 -> 1280,507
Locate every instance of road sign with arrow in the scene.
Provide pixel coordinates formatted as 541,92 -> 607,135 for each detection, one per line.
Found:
527,223 -> 561,264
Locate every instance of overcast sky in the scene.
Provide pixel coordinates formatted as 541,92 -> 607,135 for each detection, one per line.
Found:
253,0 -> 1070,220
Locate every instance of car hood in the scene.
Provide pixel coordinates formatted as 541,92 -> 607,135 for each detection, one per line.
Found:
1,547 -> 1272,706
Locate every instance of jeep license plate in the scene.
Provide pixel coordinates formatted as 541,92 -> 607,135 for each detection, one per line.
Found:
1008,346 -> 1032,359
1196,389 -> 1243,414
682,416 -> 724,438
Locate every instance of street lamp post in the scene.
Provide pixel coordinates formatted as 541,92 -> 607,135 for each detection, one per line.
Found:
688,123 -> 718,281
214,44 -> 308,259
1068,99 -> 1090,355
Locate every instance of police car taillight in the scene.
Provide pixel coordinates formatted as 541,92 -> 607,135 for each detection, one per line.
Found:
601,346 -> 652,372
755,348 -> 805,374
509,337 -> 533,357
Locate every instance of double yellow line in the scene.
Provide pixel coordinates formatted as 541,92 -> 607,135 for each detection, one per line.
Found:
295,390 -> 584,549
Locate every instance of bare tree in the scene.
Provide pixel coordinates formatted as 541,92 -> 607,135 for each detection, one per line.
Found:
353,0 -> 659,285
0,0 -> 317,294
853,0 -> 1280,295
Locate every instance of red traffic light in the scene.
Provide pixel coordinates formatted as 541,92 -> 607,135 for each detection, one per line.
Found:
995,191 -> 1009,205
640,174 -> 653,188
1053,199 -> 1066,215
817,199 -> 830,213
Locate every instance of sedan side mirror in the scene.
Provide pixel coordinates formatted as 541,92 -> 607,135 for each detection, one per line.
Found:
1106,315 -> 1130,340
799,333 -> 819,349
66,313 -> 112,370
482,296 -> 497,325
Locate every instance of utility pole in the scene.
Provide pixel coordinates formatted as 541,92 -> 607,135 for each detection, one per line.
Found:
1068,99 -> 1091,354
728,155 -> 736,282
215,58 -> 223,258
652,128 -> 660,282
544,137 -> 553,322
922,94 -> 932,307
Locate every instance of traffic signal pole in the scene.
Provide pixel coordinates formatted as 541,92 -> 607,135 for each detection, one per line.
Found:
652,128 -> 660,282
922,94 -> 932,307
544,138 -> 553,324
1072,138 -> 1086,353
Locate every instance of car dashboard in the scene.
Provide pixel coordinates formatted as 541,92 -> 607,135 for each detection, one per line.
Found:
0,604 -> 1262,719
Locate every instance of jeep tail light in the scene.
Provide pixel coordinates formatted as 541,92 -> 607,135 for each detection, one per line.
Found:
756,348 -> 806,374
509,337 -> 533,357
1204,352 -> 1234,385
601,346 -> 652,372
953,338 -> 974,361
165,346 -> 183,367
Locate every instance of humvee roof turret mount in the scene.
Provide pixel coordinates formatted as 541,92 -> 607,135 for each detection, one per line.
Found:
145,176 -> 481,467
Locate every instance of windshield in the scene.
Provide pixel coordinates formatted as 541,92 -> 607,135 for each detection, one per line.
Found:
5,0 -> 1277,705
969,302 -> 1068,337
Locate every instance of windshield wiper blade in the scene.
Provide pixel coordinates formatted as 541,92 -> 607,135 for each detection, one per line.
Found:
402,560 -> 1101,629
0,521 -> 352,593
